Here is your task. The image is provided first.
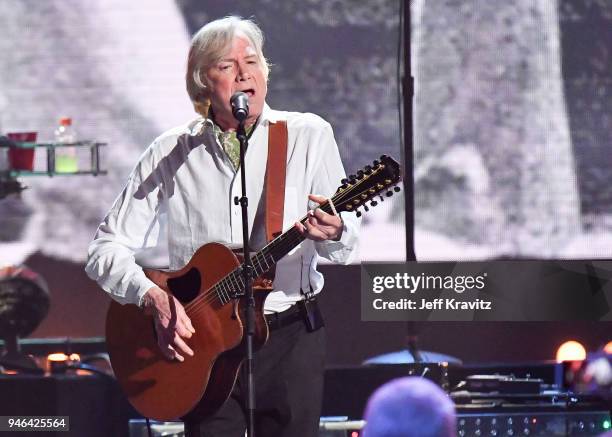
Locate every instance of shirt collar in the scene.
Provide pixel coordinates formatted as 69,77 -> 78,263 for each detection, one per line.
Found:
259,103 -> 280,124
195,102 -> 279,136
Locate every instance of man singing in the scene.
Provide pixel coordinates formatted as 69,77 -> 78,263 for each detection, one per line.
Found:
86,15 -> 359,437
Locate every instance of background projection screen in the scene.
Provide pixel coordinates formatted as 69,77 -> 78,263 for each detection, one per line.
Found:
0,0 -> 611,270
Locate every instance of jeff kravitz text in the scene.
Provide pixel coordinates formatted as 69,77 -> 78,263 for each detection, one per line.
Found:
372,297 -> 492,310
370,272 -> 493,312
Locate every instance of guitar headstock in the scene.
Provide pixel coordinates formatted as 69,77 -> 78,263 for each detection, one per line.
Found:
332,155 -> 402,218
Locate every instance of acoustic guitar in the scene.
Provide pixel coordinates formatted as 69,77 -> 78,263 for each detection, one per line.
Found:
105,155 -> 401,421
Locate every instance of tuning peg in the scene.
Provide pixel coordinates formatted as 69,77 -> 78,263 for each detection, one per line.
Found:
394,186 -> 400,192
349,174 -> 357,181
356,211 -> 362,218
373,160 -> 380,166
341,178 -> 349,185
380,154 -> 388,160
357,170 -> 364,179
386,191 -> 393,197
363,205 -> 369,212
379,195 -> 385,202
371,200 -> 378,207
364,165 -> 373,174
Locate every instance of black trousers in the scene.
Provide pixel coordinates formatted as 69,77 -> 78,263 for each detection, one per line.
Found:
185,316 -> 326,437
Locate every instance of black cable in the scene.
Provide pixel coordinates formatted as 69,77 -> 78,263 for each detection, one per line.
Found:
397,0 -> 404,174
145,417 -> 153,437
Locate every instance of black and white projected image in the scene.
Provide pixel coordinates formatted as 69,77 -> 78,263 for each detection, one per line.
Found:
0,0 -> 611,266
413,0 -> 612,260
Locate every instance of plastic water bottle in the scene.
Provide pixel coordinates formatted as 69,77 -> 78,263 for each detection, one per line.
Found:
54,116 -> 78,173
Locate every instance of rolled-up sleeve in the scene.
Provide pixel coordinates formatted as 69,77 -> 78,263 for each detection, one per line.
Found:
85,146 -> 164,306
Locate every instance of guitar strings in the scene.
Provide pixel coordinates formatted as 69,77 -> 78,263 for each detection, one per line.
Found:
184,172 -> 383,315
185,173 -> 381,315
184,206 -> 327,314
184,201 -> 335,311
183,169 -> 388,315
184,219 -> 308,314
185,189 -> 348,313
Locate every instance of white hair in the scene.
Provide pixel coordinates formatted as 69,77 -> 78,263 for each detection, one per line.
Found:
186,16 -> 270,116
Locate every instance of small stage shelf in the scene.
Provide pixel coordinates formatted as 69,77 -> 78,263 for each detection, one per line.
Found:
1,141 -> 107,177
0,140 -> 108,198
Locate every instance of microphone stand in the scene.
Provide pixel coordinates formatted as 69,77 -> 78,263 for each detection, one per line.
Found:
235,118 -> 257,437
405,321 -> 423,363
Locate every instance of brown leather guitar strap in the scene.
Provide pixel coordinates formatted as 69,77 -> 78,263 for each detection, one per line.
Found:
265,120 -> 288,243
258,120 -> 287,285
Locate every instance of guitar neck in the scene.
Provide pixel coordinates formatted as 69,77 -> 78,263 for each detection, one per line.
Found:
213,201 -> 336,301
253,199 -> 338,275
210,154 -> 401,302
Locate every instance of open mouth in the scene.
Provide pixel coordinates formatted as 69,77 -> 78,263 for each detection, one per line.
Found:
242,89 -> 255,97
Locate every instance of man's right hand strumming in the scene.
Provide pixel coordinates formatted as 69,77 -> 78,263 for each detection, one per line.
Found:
141,286 -> 196,362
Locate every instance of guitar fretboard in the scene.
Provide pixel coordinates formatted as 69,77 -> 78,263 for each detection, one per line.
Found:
204,155 -> 401,305
211,202 -> 335,304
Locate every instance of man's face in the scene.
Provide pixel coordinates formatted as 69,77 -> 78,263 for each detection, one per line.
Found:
206,35 -> 267,129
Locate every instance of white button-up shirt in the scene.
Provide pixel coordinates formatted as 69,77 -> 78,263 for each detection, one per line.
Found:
85,104 -> 359,313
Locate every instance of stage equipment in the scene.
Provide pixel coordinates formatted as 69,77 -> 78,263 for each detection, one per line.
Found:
321,363 -> 611,436
322,363 -> 451,420
128,418 -> 367,437
0,265 -> 50,373
47,352 -> 81,374
453,361 -> 611,436
230,91 -> 249,121
364,348 -> 461,365
0,138 -> 106,198
557,340 -> 587,362
399,0 -> 415,261
129,419 -> 185,437
453,390 -> 611,436
233,90 -> 257,437
464,374 -> 543,394
455,409 -> 610,436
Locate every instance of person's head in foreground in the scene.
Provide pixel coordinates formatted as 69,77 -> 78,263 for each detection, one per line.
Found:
362,377 -> 456,437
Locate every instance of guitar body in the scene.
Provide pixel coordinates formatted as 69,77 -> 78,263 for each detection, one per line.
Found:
106,242 -> 271,421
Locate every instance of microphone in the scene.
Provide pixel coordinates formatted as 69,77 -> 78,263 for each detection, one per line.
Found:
230,92 -> 249,122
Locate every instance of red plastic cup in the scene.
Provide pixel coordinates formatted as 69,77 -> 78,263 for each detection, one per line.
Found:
7,132 -> 37,171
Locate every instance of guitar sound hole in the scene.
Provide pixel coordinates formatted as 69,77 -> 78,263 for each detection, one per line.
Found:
167,267 -> 201,304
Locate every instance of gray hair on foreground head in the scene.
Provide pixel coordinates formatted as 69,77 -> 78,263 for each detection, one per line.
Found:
186,16 -> 270,116
363,377 -> 456,437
